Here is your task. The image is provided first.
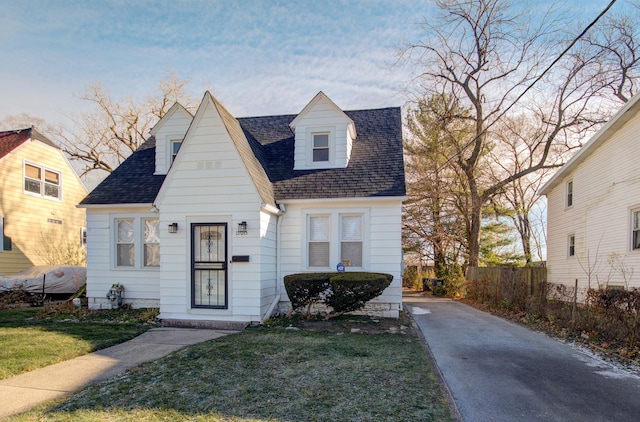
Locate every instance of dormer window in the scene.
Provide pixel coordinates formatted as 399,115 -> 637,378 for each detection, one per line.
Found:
312,133 -> 330,162
290,92 -> 357,170
171,140 -> 182,164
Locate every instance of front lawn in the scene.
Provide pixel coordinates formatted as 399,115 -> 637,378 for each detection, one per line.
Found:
0,305 -> 158,380
11,316 -> 453,421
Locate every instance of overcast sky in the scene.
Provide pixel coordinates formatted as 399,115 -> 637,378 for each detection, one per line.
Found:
0,0 -> 625,129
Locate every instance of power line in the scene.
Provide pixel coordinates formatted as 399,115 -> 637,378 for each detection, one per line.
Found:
433,0 -> 618,170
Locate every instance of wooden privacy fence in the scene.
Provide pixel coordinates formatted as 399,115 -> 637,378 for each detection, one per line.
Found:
466,267 -> 548,313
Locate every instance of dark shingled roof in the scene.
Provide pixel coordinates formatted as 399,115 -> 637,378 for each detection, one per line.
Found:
80,107 -> 406,205
0,127 -> 60,159
80,138 -> 165,205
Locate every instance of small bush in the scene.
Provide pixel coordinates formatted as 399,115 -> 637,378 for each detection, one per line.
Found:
327,273 -> 393,314
284,272 -> 393,318
283,273 -> 332,317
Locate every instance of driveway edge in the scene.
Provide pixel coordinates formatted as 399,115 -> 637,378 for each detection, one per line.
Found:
405,303 -> 463,422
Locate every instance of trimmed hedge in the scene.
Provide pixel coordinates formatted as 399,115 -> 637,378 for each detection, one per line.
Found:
283,272 -> 393,318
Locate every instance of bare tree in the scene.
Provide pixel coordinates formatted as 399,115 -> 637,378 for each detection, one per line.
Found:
400,0 -> 623,266
60,70 -> 197,179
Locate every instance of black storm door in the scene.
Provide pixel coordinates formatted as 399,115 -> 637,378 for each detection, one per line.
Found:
191,223 -> 227,308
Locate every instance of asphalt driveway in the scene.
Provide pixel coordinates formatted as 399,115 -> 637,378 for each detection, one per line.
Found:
405,292 -> 640,422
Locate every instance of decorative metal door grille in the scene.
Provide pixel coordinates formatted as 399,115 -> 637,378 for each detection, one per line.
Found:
192,223 -> 227,308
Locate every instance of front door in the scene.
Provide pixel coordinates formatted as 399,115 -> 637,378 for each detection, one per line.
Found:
191,223 -> 227,308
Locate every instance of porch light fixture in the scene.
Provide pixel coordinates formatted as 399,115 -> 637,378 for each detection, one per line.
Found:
237,221 -> 247,235
168,222 -> 178,234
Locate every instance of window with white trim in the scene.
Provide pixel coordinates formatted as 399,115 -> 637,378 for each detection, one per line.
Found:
114,217 -> 160,269
170,140 -> 182,164
566,180 -> 573,207
632,210 -> 640,250
306,210 -> 367,269
312,133 -> 330,162
143,218 -> 160,267
340,214 -> 363,267
568,234 -> 575,257
81,227 -> 87,248
24,162 -> 61,200
308,215 -> 330,267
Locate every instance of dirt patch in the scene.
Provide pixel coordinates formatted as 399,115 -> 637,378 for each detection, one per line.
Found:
266,311 -> 418,337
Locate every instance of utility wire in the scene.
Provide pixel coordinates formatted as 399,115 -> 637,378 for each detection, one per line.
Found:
434,0 -> 618,170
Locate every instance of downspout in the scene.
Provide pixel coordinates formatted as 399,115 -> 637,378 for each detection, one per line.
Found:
261,203 -> 284,322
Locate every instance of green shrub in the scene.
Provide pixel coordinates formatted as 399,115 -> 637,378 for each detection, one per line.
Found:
283,273 -> 332,317
326,272 -> 393,315
284,272 -> 393,318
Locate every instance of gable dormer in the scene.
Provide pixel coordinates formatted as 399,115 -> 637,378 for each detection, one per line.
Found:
289,92 -> 357,170
150,103 -> 193,175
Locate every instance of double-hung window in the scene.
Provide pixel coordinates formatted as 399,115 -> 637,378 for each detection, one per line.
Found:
308,215 -> 330,267
632,210 -> 640,250
170,140 -> 182,164
568,234 -> 576,257
312,133 -> 330,162
307,211 -> 366,269
566,180 -> 573,207
24,163 -> 61,199
115,217 -> 160,268
340,215 -> 363,267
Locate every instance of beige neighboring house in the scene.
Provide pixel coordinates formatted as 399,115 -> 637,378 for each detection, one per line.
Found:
540,92 -> 640,295
0,127 -> 87,274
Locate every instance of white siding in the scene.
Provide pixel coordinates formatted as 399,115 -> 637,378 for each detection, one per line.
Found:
546,111 -> 640,295
279,199 -> 403,317
292,96 -> 354,170
155,98 -> 275,323
85,207 -> 160,310
153,106 -> 193,175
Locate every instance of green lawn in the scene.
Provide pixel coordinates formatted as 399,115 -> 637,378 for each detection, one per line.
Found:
0,306 -> 158,380
11,324 -> 453,421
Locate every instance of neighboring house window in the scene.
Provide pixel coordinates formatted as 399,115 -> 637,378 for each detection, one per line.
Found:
171,140 -> 182,164
308,215 -> 330,267
81,227 -> 87,248
566,180 -> 573,207
24,163 -> 61,200
632,210 -> 640,250
1,215 -> 9,252
568,234 -> 575,257
306,211 -> 367,269
114,217 -> 160,269
312,133 -> 330,162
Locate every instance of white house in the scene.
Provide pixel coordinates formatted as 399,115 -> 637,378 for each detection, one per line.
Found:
79,91 -> 406,328
540,93 -> 640,295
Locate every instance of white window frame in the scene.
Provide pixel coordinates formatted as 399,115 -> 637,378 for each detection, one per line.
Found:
23,161 -> 62,200
170,139 -> 182,164
0,215 -> 4,253
631,208 -> 640,251
304,208 -> 369,270
112,215 -> 160,270
568,234 -> 576,257
566,180 -> 573,208
81,227 -> 87,248
306,126 -> 335,167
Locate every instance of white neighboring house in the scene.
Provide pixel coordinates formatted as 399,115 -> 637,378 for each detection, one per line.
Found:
540,93 -> 640,295
79,91 -> 406,328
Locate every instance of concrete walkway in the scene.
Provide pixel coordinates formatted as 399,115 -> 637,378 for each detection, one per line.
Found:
405,292 -> 640,422
0,327 -> 237,419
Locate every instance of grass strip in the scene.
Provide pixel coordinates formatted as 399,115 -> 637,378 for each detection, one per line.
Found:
0,306 -> 157,379
13,328 -> 453,421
